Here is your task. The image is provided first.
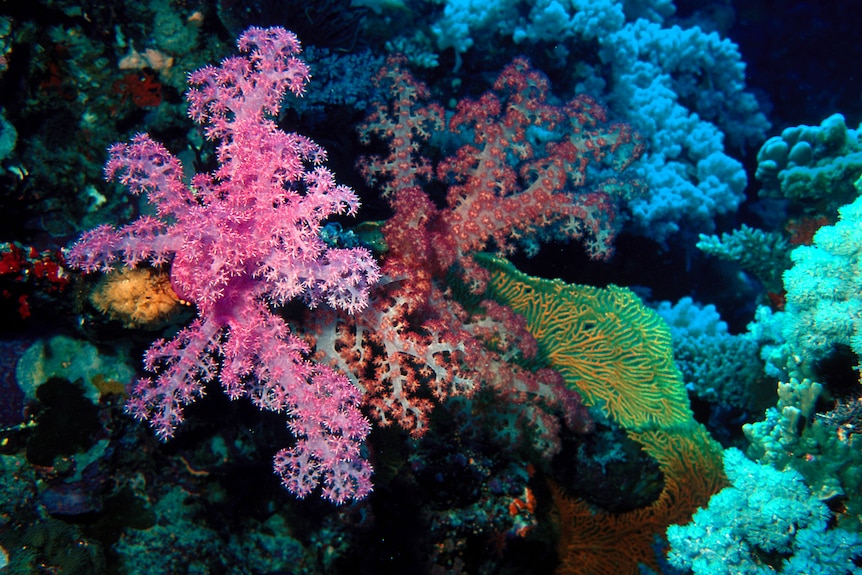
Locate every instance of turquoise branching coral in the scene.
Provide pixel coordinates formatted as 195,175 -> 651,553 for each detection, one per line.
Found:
744,176 -> 862,530
667,448 -> 862,575
782,177 -> 862,369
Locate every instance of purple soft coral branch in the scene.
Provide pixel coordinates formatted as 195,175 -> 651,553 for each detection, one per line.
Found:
65,26 -> 379,503
187,27 -> 310,135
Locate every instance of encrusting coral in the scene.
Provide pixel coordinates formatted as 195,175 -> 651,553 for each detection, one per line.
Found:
91,266 -> 184,329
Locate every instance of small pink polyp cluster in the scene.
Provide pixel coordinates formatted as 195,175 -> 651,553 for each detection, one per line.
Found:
66,27 -> 379,504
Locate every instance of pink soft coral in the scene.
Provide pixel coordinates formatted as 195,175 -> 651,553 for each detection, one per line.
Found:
66,27 -> 379,503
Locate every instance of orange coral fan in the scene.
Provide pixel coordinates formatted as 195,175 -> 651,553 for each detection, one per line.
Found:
478,254 -> 726,574
550,481 -> 660,574
91,266 -> 184,328
477,254 -> 691,431
550,429 -> 725,575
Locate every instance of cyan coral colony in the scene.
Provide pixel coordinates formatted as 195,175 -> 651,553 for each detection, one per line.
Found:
66,27 -> 380,504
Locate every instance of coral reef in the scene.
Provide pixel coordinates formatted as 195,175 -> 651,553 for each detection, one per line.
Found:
2,0 -> 862,573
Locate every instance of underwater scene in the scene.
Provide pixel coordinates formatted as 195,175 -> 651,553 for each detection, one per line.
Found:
0,0 -> 861,573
